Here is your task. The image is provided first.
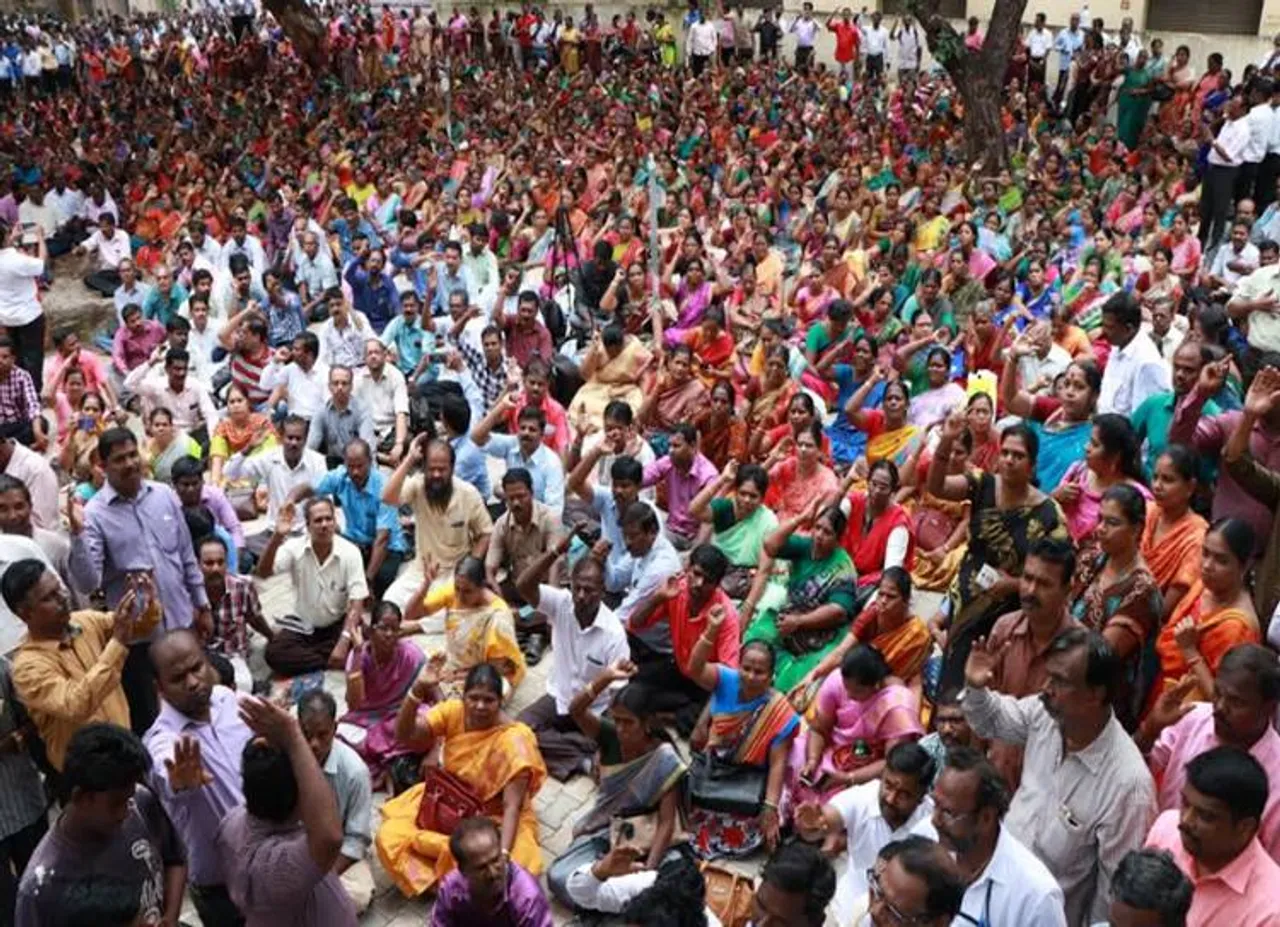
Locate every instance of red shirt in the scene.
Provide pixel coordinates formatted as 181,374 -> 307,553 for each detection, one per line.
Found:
829,21 -> 860,63
506,393 -> 572,456
632,579 -> 741,676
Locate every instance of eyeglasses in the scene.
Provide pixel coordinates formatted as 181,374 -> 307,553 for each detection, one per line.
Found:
866,868 -> 933,926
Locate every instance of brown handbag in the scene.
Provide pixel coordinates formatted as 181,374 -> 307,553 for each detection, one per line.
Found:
414,766 -> 484,834
700,862 -> 755,927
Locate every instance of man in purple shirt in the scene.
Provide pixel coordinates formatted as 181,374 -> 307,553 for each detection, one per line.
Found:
641,422 -> 718,550
111,303 -> 166,382
216,695 -> 357,927
144,630 -> 254,927
430,817 -> 553,927
69,428 -> 210,735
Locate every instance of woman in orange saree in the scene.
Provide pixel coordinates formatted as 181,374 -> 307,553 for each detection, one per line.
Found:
745,345 -> 798,457
1139,446 -> 1207,624
680,306 -> 738,388
1146,519 -> 1259,719
375,665 -> 546,898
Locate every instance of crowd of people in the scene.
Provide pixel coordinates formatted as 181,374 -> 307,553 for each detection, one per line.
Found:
3,0 -> 1280,925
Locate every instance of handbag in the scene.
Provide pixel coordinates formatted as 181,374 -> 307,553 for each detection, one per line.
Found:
912,506 -> 954,553
700,863 -> 755,927
1150,83 -> 1174,102
687,750 -> 767,816
414,765 -> 484,834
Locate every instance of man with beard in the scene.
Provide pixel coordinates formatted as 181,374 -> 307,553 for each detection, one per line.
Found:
1138,643 -> 1280,859
1143,746 -> 1280,925
915,689 -> 982,785
381,435 -> 492,611
961,627 -> 1155,925
982,538 -> 1075,788
143,630 -> 254,927
930,746 -> 1066,925
794,741 -> 937,927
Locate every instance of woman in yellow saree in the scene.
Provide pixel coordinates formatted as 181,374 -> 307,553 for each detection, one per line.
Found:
568,323 -> 652,431
376,664 -> 547,897
402,556 -> 526,697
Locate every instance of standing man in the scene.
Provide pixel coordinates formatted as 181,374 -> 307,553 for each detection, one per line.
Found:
1097,292 -> 1172,417
788,2 -> 817,72
860,10 -> 889,86
68,428 -> 210,734
0,221 -> 45,394
827,8 -> 859,83
144,630 -> 253,927
961,627 -> 1156,925
0,654 -> 47,920
1200,94 -> 1252,249
685,10 -> 717,76
1026,13 -> 1053,89
1053,12 -> 1085,109
890,14 -> 921,82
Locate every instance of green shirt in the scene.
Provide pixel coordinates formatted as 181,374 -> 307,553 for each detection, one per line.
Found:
1132,390 -> 1221,480
710,498 -> 779,567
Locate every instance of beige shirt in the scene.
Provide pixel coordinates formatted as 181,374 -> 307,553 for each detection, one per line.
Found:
354,365 -> 409,437
485,501 -> 559,584
1231,262 -> 1280,353
401,474 -> 492,571
962,686 -> 1156,927
271,534 -> 369,630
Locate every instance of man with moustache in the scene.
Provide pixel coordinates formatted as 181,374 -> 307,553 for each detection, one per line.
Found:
381,434 -> 492,610
961,627 -> 1156,925
1137,643 -> 1280,860
915,688 -> 982,785
794,741 -> 937,927
1144,746 -> 1280,925
930,746 -> 1066,925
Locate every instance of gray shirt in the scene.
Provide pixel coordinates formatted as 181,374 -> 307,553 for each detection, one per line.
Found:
0,659 -> 46,840
305,398 -> 375,459
962,686 -> 1156,927
321,739 -> 372,863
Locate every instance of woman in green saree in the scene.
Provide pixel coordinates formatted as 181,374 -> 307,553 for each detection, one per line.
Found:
741,499 -> 858,693
689,460 -> 780,600
1117,50 -> 1155,150
547,665 -> 688,912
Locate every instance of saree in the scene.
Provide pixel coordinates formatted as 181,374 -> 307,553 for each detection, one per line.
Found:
746,379 -> 797,435
908,383 -> 966,430
1147,583 -> 1260,716
443,597 -> 527,694
700,416 -> 749,471
375,700 -> 547,897
866,420 -> 923,470
146,433 -> 202,483
743,537 -> 857,692
573,740 -> 687,838
340,640 -> 426,779
765,458 -> 839,524
1030,417 -> 1092,490
569,338 -> 648,428
1140,508 -> 1207,598
841,494 -> 915,588
941,472 -> 1069,695
209,413 -> 277,463
663,281 -> 714,347
688,667 -> 800,860
788,680 -> 922,807
908,492 -> 969,592
852,607 -> 931,682
647,378 -> 710,455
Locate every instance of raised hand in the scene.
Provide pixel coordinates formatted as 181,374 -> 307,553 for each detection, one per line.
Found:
964,635 -> 997,689
406,432 -> 430,465
1198,358 -> 1228,397
793,801 -> 829,841
65,492 -> 84,536
941,407 -> 966,442
706,604 -> 726,634
1244,366 -> 1280,418
275,502 -> 296,537
165,736 -> 213,792
656,573 -> 683,602
1146,675 -> 1198,735
238,695 -> 300,747
603,657 -> 638,684
111,586 -> 138,645
414,652 -> 448,698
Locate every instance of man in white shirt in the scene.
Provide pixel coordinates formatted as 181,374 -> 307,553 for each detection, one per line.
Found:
78,183 -> 119,229
1237,84 -> 1275,218
1205,221 -> 1260,294
788,2 -> 818,72
860,11 -> 889,84
0,222 -> 46,395
223,416 -> 328,555
1098,292 -> 1171,417
686,12 -> 717,77
77,211 -> 131,296
353,339 -> 408,466
1256,81 -> 1280,213
47,173 -> 83,237
890,14 -> 920,80
123,347 -> 219,446
15,186 -> 62,255
1228,242 -> 1280,357
1025,13 -> 1053,89
218,215 -> 266,283
1201,95 -> 1252,248
513,538 -> 628,781
795,741 -> 937,927
112,259 -> 153,327
262,331 -> 329,422
932,746 -> 1067,927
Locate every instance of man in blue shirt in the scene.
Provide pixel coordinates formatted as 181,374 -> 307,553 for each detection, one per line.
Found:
262,269 -> 308,348
429,240 -> 476,318
293,438 -> 406,601
343,248 -> 398,334
439,393 -> 491,502
472,393 -> 564,513
380,290 -> 436,387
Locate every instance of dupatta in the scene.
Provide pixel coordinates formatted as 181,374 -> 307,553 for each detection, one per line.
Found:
573,741 -> 687,837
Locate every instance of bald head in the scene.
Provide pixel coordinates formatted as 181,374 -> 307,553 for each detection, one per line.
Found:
150,630 -> 214,720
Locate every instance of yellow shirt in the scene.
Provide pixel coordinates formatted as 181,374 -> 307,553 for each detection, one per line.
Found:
12,611 -> 130,770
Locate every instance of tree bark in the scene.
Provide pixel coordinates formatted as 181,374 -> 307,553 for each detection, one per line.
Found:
261,0 -> 329,72
906,0 -> 1030,168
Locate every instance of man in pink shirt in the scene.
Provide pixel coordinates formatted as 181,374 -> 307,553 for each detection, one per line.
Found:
1139,644 -> 1280,861
1145,746 -> 1280,927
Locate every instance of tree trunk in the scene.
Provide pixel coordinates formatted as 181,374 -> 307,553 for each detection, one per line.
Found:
261,0 -> 329,72
907,0 -> 1030,169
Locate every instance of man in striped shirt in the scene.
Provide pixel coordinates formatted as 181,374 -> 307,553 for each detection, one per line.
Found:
218,310 -> 272,409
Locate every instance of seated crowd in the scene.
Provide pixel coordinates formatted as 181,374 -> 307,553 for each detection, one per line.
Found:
4,2 -> 1280,926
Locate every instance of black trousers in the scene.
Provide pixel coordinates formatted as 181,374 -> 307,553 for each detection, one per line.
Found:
628,634 -> 708,736
84,268 -> 120,297
1257,152 -> 1280,213
1029,57 -> 1047,88
6,314 -> 44,396
264,620 -> 344,677
795,45 -> 813,72
356,542 -> 403,602
690,53 -> 710,77
865,53 -> 884,83
1235,160 -> 1261,206
0,815 -> 48,921
517,694 -> 596,781
1200,164 -> 1239,248
123,642 -> 158,735
190,883 -> 245,927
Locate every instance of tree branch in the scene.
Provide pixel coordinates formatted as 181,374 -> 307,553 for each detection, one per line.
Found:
262,0 -> 329,71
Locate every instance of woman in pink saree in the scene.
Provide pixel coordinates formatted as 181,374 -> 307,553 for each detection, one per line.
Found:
342,602 -> 427,789
787,644 -> 922,809
662,259 -> 716,348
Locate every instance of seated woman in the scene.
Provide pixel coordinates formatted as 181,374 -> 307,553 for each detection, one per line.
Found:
683,625 -> 799,860
59,390 -> 108,486
341,601 -> 427,791
689,461 -> 778,601
143,407 -> 202,483
209,383 -> 277,487
375,664 -> 547,898
677,305 -> 737,388
788,644 -> 923,808
837,460 -> 914,596
741,499 -> 857,693
907,347 -> 965,429
1068,485 -> 1164,729
697,380 -> 749,472
826,335 -> 885,468
744,345 -> 799,456
1053,413 -> 1150,553
568,323 -> 652,432
548,666 -> 688,911
904,430 -> 972,593
1140,446 -> 1207,626
845,373 -> 923,475
637,345 -> 711,457
762,422 -> 839,524
401,556 -> 526,699
1146,518 -> 1261,717
999,352 -> 1101,490
791,568 -> 931,707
